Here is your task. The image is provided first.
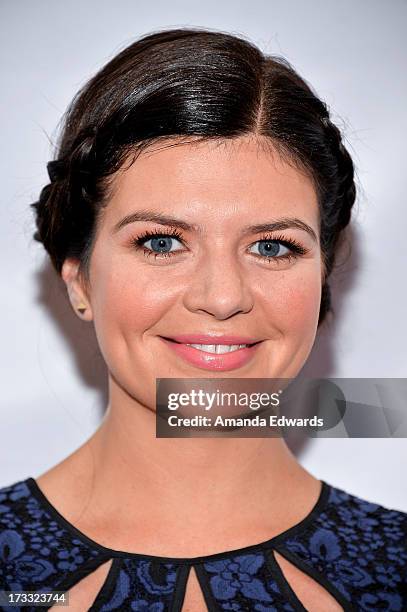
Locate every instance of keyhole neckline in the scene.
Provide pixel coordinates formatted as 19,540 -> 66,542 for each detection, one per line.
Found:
25,476 -> 331,566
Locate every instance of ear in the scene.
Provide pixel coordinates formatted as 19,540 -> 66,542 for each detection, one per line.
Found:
61,258 -> 93,322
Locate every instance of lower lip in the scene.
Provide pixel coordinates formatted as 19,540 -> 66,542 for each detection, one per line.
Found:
159,338 -> 262,371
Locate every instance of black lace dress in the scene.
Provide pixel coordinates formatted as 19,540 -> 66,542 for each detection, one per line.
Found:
0,477 -> 406,611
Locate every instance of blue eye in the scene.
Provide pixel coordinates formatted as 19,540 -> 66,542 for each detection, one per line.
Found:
143,235 -> 184,254
249,240 -> 291,258
132,230 -> 186,259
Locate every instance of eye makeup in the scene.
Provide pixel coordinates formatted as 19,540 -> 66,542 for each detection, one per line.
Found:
129,227 -> 311,264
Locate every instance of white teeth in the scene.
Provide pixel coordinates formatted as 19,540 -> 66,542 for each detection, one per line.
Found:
185,344 -> 247,353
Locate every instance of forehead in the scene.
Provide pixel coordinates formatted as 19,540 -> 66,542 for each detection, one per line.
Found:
104,136 -> 319,226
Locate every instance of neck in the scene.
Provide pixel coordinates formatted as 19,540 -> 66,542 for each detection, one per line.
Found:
39,376 -> 321,556
83,379 -> 317,528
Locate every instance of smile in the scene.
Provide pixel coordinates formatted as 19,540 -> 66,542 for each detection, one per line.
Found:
159,335 -> 263,371
185,343 -> 248,353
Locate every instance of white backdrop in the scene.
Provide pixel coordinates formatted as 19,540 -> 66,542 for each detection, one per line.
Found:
1,0 -> 406,510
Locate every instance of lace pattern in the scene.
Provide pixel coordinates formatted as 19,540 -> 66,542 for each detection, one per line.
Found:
0,478 -> 406,611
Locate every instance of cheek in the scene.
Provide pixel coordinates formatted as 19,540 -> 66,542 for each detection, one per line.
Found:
259,264 -> 322,337
282,277 -> 321,330
116,281 -> 176,333
90,253 -> 179,338
258,265 -> 322,378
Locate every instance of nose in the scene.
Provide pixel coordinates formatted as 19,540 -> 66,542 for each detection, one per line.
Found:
182,249 -> 254,320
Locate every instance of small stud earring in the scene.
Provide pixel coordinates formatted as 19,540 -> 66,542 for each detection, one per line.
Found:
77,302 -> 87,314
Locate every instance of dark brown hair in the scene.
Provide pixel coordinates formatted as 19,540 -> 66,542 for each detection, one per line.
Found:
31,28 -> 356,326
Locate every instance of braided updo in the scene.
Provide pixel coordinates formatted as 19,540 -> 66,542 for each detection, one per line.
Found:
31,28 -> 356,326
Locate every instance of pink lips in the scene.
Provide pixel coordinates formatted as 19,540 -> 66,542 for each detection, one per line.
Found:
159,334 -> 263,371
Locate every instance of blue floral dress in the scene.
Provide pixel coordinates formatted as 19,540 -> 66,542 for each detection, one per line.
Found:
0,477 -> 406,611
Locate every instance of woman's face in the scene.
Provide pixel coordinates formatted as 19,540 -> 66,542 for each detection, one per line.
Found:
64,136 -> 323,407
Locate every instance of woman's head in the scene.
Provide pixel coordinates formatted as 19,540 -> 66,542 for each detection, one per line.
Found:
31,28 -> 356,387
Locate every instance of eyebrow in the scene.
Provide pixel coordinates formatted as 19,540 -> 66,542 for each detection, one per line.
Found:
112,210 -> 318,243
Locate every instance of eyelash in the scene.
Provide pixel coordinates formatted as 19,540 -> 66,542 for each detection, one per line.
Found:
130,228 -> 309,263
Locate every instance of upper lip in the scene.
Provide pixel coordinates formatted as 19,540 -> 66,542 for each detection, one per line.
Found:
161,334 -> 263,345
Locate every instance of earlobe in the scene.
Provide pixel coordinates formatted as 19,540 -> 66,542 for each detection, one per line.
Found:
76,302 -> 88,315
72,293 -> 93,321
61,258 -> 93,321
74,299 -> 93,321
